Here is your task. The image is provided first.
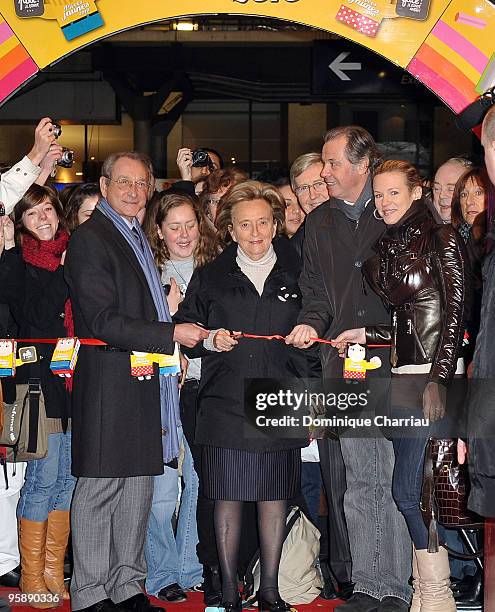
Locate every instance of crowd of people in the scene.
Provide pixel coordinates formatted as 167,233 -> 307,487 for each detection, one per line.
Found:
0,109 -> 495,612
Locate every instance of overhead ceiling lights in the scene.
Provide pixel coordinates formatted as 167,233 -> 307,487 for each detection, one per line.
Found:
173,20 -> 198,31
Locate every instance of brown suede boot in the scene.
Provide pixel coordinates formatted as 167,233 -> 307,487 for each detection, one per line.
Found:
409,546 -> 420,612
19,518 -> 57,609
43,510 -> 70,600
415,547 -> 456,612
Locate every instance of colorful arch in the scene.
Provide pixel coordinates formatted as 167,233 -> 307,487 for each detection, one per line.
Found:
1,0 -> 494,114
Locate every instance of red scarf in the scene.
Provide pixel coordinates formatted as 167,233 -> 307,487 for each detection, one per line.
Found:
22,230 -> 74,392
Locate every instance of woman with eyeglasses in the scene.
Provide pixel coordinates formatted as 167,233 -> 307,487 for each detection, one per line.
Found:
143,192 -> 220,604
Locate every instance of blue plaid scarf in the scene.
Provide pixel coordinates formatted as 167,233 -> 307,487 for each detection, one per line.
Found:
98,198 -> 180,463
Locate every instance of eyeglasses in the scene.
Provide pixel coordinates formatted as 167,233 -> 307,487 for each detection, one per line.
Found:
294,180 -> 327,197
106,177 -> 149,192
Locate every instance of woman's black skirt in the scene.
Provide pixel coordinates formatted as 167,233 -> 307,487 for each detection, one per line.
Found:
202,446 -> 301,501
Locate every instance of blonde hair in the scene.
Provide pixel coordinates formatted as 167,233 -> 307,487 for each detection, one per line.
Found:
215,180 -> 286,247
374,160 -> 422,191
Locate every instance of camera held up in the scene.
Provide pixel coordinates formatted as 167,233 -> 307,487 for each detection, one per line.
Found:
191,149 -> 214,171
51,123 -> 75,168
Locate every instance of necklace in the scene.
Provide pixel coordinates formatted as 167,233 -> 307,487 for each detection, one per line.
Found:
169,259 -> 190,295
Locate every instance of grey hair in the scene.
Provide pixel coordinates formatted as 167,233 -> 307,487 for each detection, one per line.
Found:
441,157 -> 473,169
289,153 -> 322,191
101,151 -> 154,184
324,125 -> 382,173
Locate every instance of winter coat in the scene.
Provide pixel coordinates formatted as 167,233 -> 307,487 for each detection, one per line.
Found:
0,248 -> 24,404
363,200 -> 468,384
468,245 -> 495,517
174,237 -> 308,452
298,196 -> 390,379
1,248 -> 70,419
65,209 -> 174,478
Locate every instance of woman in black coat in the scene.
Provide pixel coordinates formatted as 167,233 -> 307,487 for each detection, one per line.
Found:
175,181 -> 307,612
450,166 -> 490,368
10,185 -> 76,605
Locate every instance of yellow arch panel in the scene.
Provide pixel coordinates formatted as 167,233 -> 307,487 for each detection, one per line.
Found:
0,0 -> 494,113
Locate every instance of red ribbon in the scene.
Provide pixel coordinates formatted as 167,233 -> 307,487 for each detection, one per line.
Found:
13,335 -> 391,349
235,332 -> 390,348
16,338 -> 107,345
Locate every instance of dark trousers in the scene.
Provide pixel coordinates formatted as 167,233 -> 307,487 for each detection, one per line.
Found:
301,462 -> 322,525
318,437 -> 352,584
180,380 -> 218,568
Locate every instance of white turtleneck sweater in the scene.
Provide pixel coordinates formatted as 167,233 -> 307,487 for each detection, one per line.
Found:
204,245 -> 277,351
236,244 -> 276,296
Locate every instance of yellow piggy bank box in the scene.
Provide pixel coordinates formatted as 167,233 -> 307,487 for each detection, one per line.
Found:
130,352 -> 155,381
0,339 -> 17,377
155,344 -> 181,377
0,340 -> 37,377
50,337 -> 80,378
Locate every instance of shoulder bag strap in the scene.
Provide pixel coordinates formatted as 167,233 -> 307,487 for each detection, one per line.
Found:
26,378 -> 41,454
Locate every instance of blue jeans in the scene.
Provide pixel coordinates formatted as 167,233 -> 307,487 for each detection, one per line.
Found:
340,433 -> 412,603
145,430 -> 202,595
391,407 -> 448,551
17,431 -> 76,522
392,436 -> 433,550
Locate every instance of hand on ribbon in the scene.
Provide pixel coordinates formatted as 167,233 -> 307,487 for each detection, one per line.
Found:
213,329 -> 240,352
285,324 -> 319,348
331,328 -> 366,357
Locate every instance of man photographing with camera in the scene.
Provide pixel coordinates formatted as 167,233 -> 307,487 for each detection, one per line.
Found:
1,117 -> 63,215
176,147 -> 223,185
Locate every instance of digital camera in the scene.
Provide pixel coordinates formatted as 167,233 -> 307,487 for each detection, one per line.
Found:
51,123 -> 63,139
51,123 -> 75,168
57,147 -> 75,169
192,149 -> 214,171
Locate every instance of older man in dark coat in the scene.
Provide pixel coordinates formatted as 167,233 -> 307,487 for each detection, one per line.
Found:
65,151 -> 208,612
286,127 -> 411,612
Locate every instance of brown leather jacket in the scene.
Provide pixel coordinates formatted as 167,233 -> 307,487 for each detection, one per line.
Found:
363,200 -> 468,385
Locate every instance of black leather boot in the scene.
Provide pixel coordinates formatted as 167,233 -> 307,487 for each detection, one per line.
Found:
319,559 -> 339,600
452,569 -> 483,605
203,565 -> 222,606
0,566 -> 21,588
339,581 -> 355,601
